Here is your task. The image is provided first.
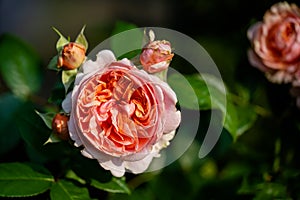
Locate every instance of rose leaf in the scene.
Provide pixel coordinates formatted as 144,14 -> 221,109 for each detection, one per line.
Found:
0,162 -> 54,197
90,177 -> 131,194
50,179 -> 92,200
0,34 -> 42,100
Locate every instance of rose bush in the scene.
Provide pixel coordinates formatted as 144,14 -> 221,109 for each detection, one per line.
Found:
247,2 -> 300,85
62,50 -> 181,177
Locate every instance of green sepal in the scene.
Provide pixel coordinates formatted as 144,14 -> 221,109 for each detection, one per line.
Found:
35,110 -> 56,130
152,68 -> 168,82
43,132 -> 62,145
62,69 -> 77,93
47,55 -> 60,71
75,25 -> 88,50
52,27 -> 69,52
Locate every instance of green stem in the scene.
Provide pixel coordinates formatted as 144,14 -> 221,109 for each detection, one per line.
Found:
273,138 -> 281,173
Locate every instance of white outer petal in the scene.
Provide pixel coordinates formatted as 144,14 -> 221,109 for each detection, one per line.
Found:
124,152 -> 157,174
82,60 -> 98,76
100,158 -> 125,177
62,92 -> 72,113
68,114 -> 83,147
95,50 -> 116,68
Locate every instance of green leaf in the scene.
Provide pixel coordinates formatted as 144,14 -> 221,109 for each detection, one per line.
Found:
62,69 -> 77,93
70,155 -> 111,183
168,73 -> 257,140
91,177 -> 131,194
47,55 -> 60,71
52,27 -> 69,51
233,105 -> 257,138
17,104 -> 50,148
65,170 -> 86,185
111,21 -> 138,35
35,110 -> 56,129
254,183 -> 288,200
0,93 -> 23,155
75,25 -> 88,50
168,73 -> 219,110
0,162 -> 54,197
50,179 -> 91,200
117,49 -> 141,60
25,140 -> 73,164
110,21 -> 142,58
0,34 -> 42,99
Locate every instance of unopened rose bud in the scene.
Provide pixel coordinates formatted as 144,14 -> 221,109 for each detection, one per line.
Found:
52,113 -> 69,140
57,42 -> 86,70
140,40 -> 174,73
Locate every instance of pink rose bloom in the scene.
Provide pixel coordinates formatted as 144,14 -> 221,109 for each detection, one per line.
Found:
247,2 -> 300,85
140,40 -> 174,73
62,50 -> 181,177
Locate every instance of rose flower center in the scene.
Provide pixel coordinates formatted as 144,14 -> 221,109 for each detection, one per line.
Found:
281,21 -> 295,42
77,68 -> 158,156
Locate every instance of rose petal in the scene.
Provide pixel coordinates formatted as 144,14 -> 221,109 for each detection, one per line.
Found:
68,116 -> 83,147
124,152 -> 157,174
62,92 -> 72,113
82,60 -> 99,75
99,158 -> 125,177
95,49 -> 116,68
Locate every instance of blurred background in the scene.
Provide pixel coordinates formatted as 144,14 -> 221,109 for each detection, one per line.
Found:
0,0 -> 281,88
1,0 -> 300,199
0,0 -> 282,97
0,0 -> 281,54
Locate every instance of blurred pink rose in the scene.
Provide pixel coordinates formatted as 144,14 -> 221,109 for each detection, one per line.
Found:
62,50 -> 180,177
140,40 -> 174,73
247,2 -> 300,85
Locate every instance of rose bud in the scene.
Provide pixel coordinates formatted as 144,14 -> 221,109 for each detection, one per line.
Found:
140,40 -> 174,73
52,113 -> 70,140
57,42 -> 86,70
247,2 -> 300,85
